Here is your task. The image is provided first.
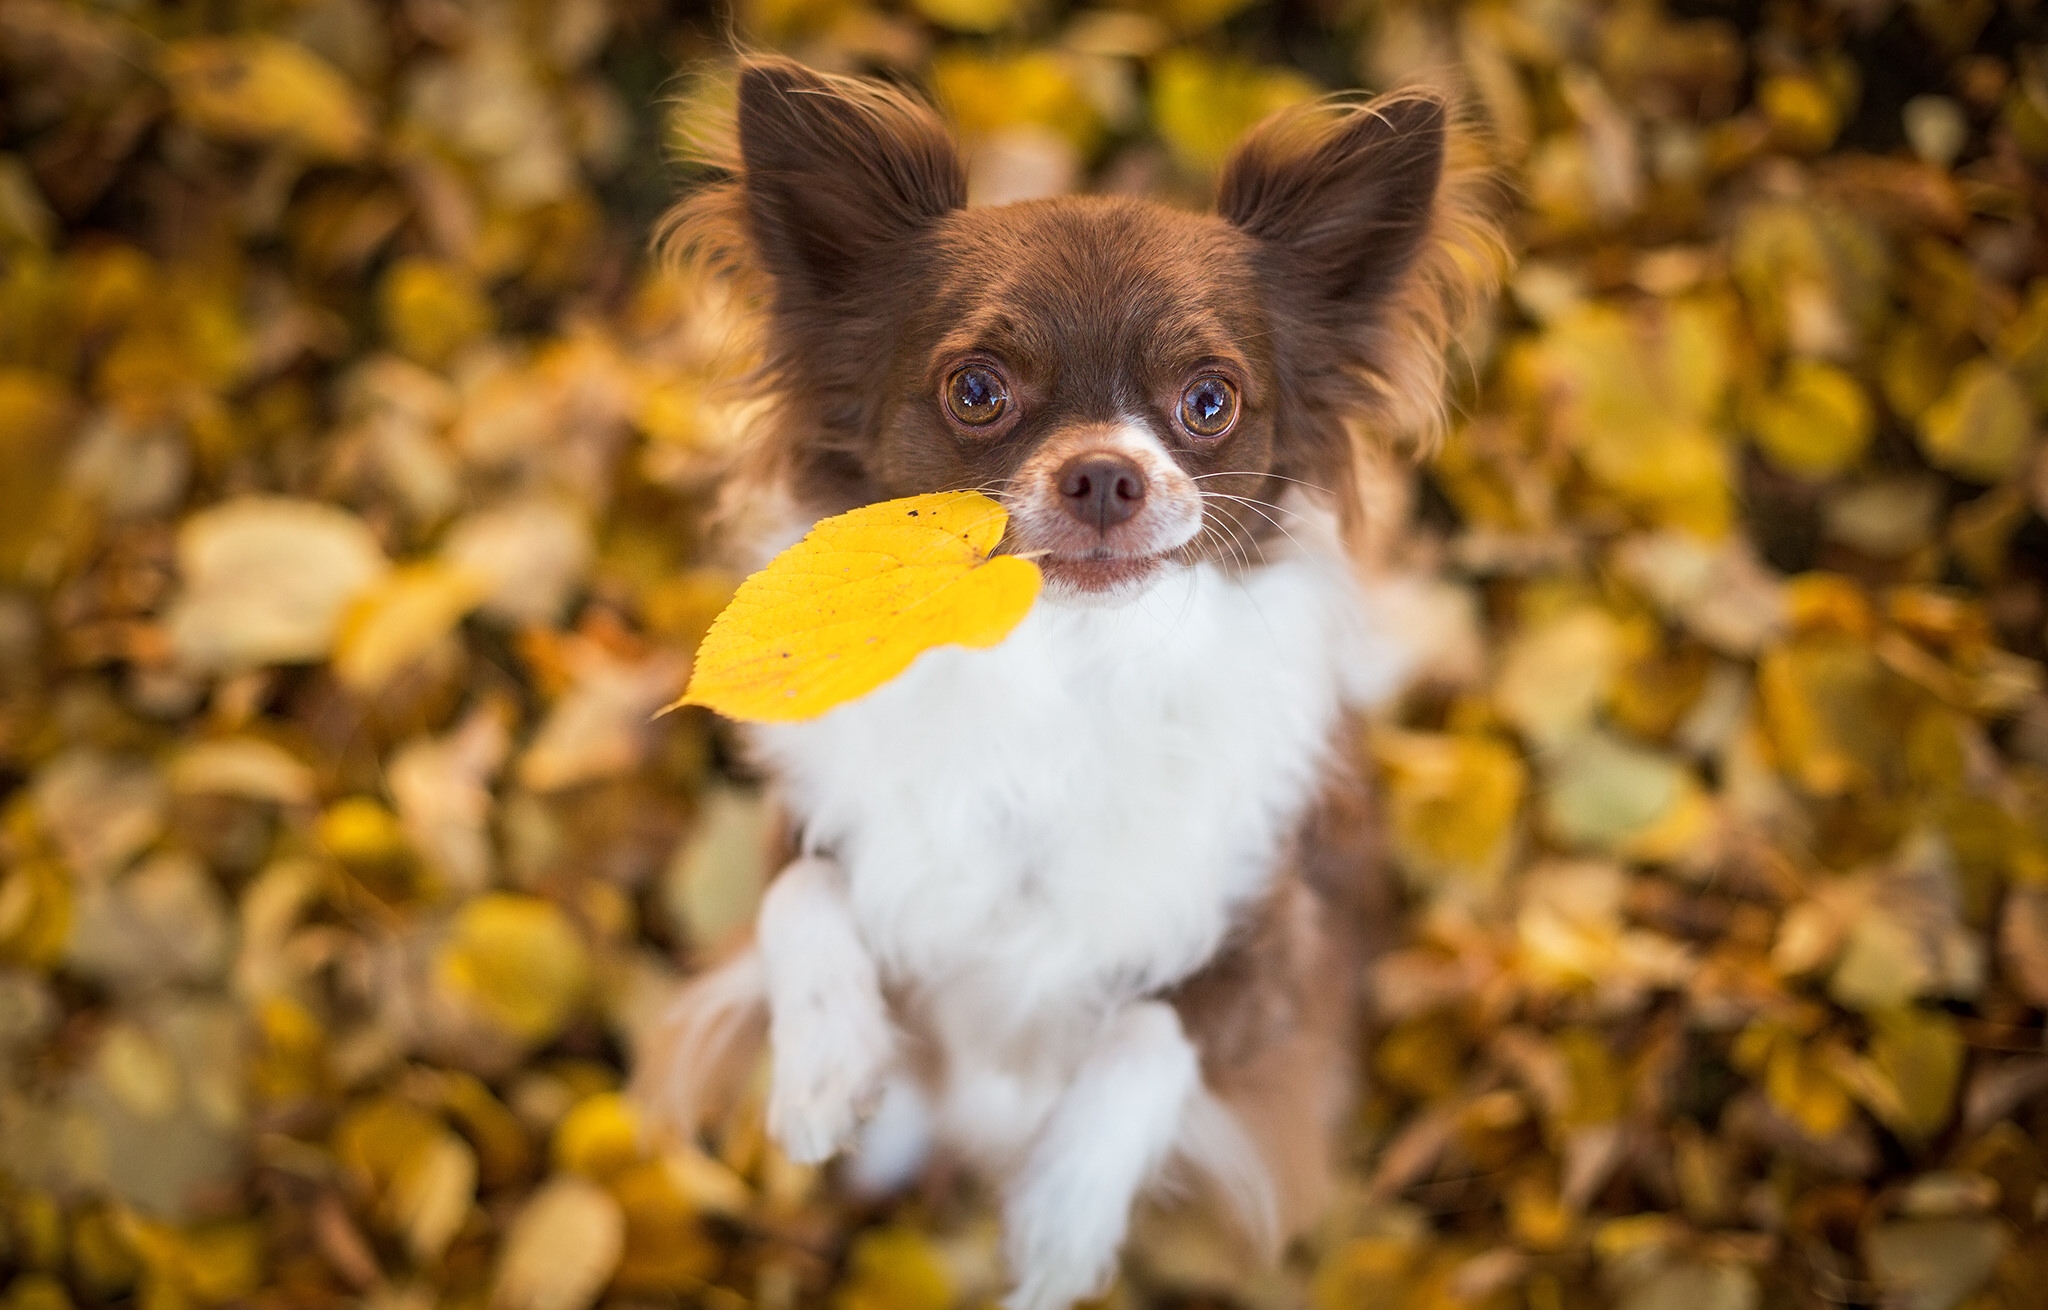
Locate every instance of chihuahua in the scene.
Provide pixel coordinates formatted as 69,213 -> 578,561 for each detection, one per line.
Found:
635,57 -> 1496,1310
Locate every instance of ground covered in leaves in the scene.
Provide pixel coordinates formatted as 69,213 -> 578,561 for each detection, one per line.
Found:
4,0 -> 2048,1307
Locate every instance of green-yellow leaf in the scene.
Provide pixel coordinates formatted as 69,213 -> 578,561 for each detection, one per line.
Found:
910,0 -> 1014,35
831,1225 -> 954,1310
1750,359 -> 1873,479
437,894 -> 592,1044
670,492 -> 1041,723
1917,359 -> 2033,483
1150,51 -> 1319,175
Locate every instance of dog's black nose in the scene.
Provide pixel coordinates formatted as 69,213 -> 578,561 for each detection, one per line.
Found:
1056,454 -> 1146,530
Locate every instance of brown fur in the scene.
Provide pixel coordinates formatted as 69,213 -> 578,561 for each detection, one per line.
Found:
1167,731 -> 1386,1239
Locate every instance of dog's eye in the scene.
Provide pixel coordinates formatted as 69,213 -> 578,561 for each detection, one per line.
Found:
944,365 -> 1009,427
1178,375 -> 1239,438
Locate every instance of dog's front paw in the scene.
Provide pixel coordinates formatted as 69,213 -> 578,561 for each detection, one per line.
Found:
766,981 -> 895,1164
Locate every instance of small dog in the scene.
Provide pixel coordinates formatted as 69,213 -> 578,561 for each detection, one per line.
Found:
636,57 -> 1495,1310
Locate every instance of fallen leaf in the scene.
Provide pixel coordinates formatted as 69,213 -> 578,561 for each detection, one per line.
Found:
1863,1218 -> 2006,1310
660,785 -> 770,950
1748,358 -> 1872,479
167,738 -> 317,808
436,894 -> 591,1044
1150,50 -> 1319,175
440,499 -> 594,625
1997,884 -> 2048,1005
1866,1006 -> 1963,1141
554,1092 -> 642,1180
388,707 -> 510,895
381,258 -> 494,369
1375,730 -> 1525,903
167,498 -> 390,673
1917,360 -> 2033,483
491,1176 -> 624,1310
1494,606 -> 1624,747
161,36 -> 373,161
832,1224 -> 955,1310
607,1160 -> 718,1292
388,1128 -> 477,1263
518,645 -> 686,791
333,562 -> 488,692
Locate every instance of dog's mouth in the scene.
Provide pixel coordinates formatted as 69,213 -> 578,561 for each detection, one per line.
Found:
1035,550 -> 1168,595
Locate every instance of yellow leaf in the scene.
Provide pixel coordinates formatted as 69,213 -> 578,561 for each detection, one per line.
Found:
607,1161 -> 718,1293
1756,636 -> 1894,797
1917,359 -> 2033,483
1150,50 -> 1319,175
663,785 -> 770,950
1764,1035 -> 1854,1139
1312,1236 -> 1418,1310
492,1177 -> 623,1310
1880,321 -> 1960,421
1759,73 -> 1841,151
671,492 -> 1041,723
317,797 -> 409,868
1145,0 -> 1259,32
932,53 -> 1102,152
388,1130 -> 477,1262
168,738 -> 317,808
95,1023 -> 181,1121
1731,201 -> 1888,360
1541,731 -> 1701,855
910,0 -> 1014,34
0,856 -> 72,969
1506,1175 -> 1575,1251
333,563 -> 489,692
334,1096 -> 443,1196
0,369 -> 71,578
118,1217 -> 264,1308
1867,1007 -> 1962,1141
831,1225 -> 954,1310
1997,280 -> 2048,407
160,37 -> 372,161
554,1093 -> 643,1180
1493,606 -> 1624,747
70,1209 -> 140,1301
1374,730 -> 1525,901
1749,359 -> 1873,479
1527,300 -> 1736,535
440,1072 -> 537,1189
437,894 -> 592,1044
1863,1219 -> 2007,1310
167,498 -> 390,673
1373,1015 -> 1467,1101
248,996 -> 325,1104
381,258 -> 494,369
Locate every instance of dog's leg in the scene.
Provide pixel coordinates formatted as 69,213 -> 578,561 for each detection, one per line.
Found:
757,854 -> 895,1164
1001,1000 -> 1201,1310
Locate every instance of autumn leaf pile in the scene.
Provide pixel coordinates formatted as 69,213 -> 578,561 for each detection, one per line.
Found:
2,0 -> 2047,1307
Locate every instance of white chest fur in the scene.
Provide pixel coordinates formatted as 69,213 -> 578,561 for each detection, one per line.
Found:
749,535 -> 1399,1161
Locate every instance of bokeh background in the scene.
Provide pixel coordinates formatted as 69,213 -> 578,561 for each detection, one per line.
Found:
4,0 -> 2048,1307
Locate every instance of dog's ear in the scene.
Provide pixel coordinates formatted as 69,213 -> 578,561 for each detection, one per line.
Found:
1217,94 -> 1445,322
737,58 -> 965,299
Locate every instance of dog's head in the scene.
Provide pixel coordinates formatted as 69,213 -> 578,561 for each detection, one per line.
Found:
691,58 -> 1481,598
